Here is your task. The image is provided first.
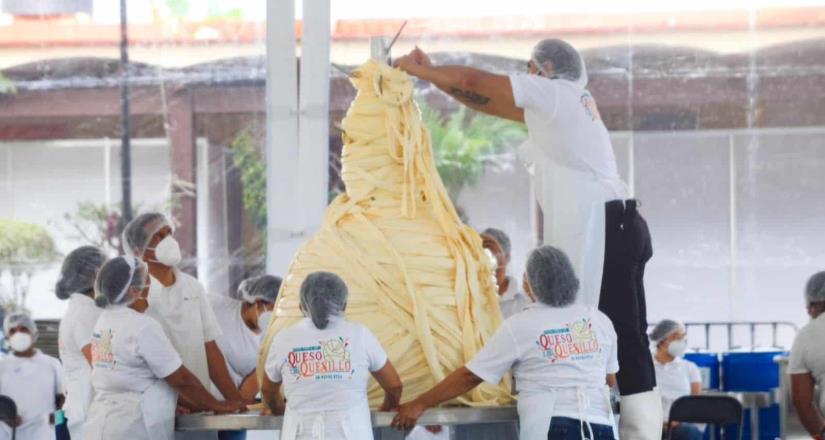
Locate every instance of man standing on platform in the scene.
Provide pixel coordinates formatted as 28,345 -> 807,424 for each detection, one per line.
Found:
396,39 -> 661,439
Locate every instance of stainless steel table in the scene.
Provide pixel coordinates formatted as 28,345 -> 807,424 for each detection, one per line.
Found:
177,406 -> 520,439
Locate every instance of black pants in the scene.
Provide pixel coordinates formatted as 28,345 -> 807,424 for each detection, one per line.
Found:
598,199 -> 656,395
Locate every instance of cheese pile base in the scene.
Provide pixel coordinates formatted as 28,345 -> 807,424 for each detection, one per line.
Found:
258,60 -> 512,406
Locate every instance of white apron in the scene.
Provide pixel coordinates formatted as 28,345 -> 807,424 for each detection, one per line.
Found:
517,386 -> 616,440
521,140 -> 624,307
64,370 -> 93,439
281,397 -> 373,440
82,380 -> 177,440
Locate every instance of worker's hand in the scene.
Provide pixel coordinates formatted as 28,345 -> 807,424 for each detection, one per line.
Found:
379,395 -> 399,412
390,400 -> 426,431
394,46 -> 431,76
213,400 -> 247,415
258,405 -> 272,416
176,404 -> 192,416
409,46 -> 432,68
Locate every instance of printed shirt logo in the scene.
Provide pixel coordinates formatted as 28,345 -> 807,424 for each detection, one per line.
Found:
91,329 -> 115,369
536,318 -> 601,363
287,337 -> 353,381
580,93 -> 602,122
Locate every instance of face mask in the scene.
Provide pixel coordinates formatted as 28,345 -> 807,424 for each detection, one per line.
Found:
150,236 -> 182,267
667,339 -> 688,358
9,332 -> 33,353
257,310 -> 273,334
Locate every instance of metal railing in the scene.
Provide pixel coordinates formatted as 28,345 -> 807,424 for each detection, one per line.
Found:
649,321 -> 799,351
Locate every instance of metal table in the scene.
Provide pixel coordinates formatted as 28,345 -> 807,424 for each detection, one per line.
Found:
177,406 -> 519,439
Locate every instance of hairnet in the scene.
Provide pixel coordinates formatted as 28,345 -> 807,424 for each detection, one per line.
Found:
649,319 -> 684,344
122,212 -> 173,257
525,246 -> 579,307
482,228 -> 511,256
95,255 -> 147,308
238,275 -> 283,304
3,311 -> 38,340
55,246 -> 107,300
531,38 -> 588,88
300,272 -> 348,330
805,271 -> 825,303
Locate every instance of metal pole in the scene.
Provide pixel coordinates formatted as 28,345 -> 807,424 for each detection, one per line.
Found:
119,0 -> 133,227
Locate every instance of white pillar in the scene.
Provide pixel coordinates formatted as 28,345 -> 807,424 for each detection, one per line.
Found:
297,0 -> 331,235
265,0 -> 302,274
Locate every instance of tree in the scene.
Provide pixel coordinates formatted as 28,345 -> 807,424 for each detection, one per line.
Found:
0,72 -> 15,95
229,103 -> 526,232
0,219 -> 60,311
419,102 -> 527,202
57,202 -> 146,255
230,131 -> 267,232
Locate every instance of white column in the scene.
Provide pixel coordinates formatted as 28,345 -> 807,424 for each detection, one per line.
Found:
297,0 -> 331,235
265,0 -> 302,274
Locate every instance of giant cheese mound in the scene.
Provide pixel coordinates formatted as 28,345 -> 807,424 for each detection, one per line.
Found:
257,60 -> 512,406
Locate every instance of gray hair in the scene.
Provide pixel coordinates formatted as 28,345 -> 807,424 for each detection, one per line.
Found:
95,256 -> 147,308
649,319 -> 684,344
122,212 -> 172,257
300,272 -> 348,330
806,271 -> 825,303
482,228 -> 511,256
3,311 -> 38,341
531,38 -> 588,87
55,246 -> 107,300
238,275 -> 282,304
525,246 -> 579,307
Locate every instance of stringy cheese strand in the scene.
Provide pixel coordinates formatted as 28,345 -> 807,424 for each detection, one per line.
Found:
257,60 -> 513,407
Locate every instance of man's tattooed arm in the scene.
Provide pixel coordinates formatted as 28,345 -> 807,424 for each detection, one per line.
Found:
448,87 -> 491,106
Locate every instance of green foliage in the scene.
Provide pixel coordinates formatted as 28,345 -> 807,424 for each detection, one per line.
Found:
230,132 -> 267,231
228,103 -> 526,232
0,72 -> 16,95
163,0 -> 190,18
59,202 -> 144,254
0,219 -> 60,311
419,102 -> 526,200
0,219 -> 59,268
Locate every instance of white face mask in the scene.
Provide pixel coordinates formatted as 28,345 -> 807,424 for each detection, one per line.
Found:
667,339 -> 688,358
9,332 -> 33,353
257,310 -> 273,334
149,236 -> 182,267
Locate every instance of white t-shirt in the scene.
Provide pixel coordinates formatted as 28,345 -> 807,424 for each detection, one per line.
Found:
653,356 -> 702,417
209,294 -> 261,386
265,317 -> 388,412
508,73 -> 627,199
146,270 -> 222,393
499,276 -> 532,319
466,303 -> 618,425
90,306 -> 183,395
0,351 -> 64,440
58,293 -> 102,428
789,313 -> 825,413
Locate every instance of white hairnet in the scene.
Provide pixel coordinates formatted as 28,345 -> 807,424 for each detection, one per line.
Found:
300,272 -> 348,330
122,212 -> 173,257
531,38 -> 588,88
3,311 -> 38,340
94,255 -> 147,308
806,271 -> 825,303
55,246 -> 107,300
482,228 -> 511,256
526,246 -> 579,307
649,319 -> 684,344
238,275 -> 282,304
